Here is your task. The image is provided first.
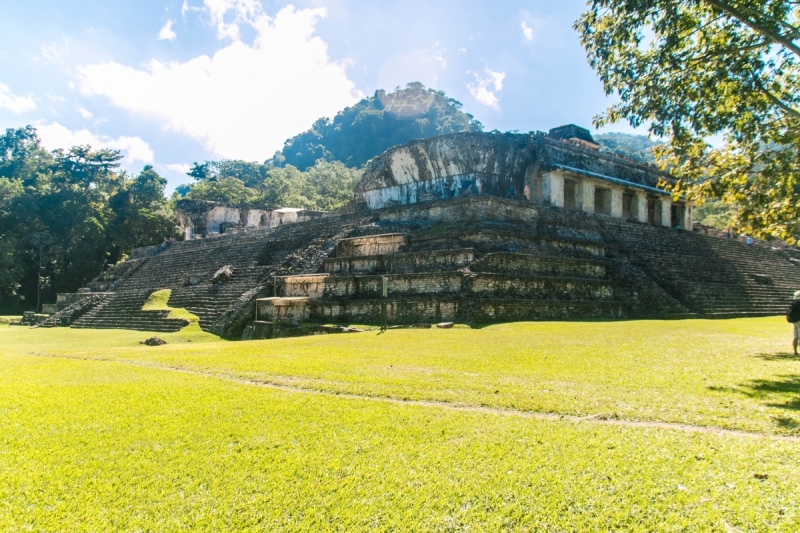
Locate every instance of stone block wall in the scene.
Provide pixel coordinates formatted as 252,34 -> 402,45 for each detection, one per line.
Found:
469,253 -> 606,278
335,234 -> 408,257
323,248 -> 475,275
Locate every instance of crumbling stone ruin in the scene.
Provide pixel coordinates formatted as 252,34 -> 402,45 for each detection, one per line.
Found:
42,127 -> 800,337
174,199 -> 327,239
354,126 -> 692,229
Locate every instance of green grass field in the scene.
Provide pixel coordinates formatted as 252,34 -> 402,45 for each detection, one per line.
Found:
2,317 -> 800,531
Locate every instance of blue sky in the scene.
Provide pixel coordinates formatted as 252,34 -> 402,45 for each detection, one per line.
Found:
0,0 -> 639,191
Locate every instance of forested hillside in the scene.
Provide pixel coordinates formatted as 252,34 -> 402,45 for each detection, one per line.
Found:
273,82 -> 483,170
594,132 -> 663,164
0,126 -> 178,313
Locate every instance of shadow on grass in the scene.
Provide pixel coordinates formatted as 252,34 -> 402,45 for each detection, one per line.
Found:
753,352 -> 800,361
774,416 -> 800,431
738,374 -> 800,410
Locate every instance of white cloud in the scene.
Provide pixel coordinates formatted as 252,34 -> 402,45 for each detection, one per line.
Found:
377,48 -> 447,92
181,0 -> 203,16
77,106 -> 93,119
37,122 -> 155,164
205,0 -> 268,41
0,83 -> 36,113
467,69 -> 506,110
41,41 -> 69,63
166,163 -> 191,174
78,4 -> 361,160
521,21 -> 534,42
158,20 -> 177,41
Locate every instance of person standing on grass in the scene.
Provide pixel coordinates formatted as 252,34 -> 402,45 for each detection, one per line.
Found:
786,290 -> 800,355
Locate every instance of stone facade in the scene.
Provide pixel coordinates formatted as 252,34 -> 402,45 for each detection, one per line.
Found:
353,127 -> 693,230
174,199 -> 327,239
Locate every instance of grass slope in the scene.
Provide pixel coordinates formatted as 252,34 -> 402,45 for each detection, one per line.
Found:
141,288 -> 206,335
1,318 -> 800,530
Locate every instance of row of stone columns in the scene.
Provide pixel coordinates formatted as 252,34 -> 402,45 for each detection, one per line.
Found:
539,170 -> 690,229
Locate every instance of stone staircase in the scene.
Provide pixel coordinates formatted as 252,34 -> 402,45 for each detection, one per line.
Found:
70,213 -> 374,334
258,224 -> 633,325
594,213 -> 800,317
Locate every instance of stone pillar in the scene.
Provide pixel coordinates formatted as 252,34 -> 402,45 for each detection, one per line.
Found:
633,192 -> 647,223
610,187 -> 624,218
683,202 -> 694,231
660,197 -> 672,227
541,171 -> 564,208
577,179 -> 595,213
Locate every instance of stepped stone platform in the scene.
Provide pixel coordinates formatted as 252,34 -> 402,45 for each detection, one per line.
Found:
47,195 -> 800,338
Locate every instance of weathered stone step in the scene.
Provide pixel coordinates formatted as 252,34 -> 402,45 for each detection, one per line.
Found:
257,295 -> 628,324
322,248 -> 476,275
469,252 -> 607,279
278,272 -> 617,301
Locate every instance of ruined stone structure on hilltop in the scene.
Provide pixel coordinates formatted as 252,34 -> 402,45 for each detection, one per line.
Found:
39,127 -> 800,337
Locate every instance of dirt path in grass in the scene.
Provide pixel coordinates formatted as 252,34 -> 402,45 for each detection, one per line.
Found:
27,351 -> 800,442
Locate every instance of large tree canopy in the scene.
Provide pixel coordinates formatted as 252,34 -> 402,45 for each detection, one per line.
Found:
577,0 -> 800,240
181,159 -> 362,211
0,126 -> 179,313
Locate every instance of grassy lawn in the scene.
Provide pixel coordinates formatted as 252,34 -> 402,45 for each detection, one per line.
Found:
1,318 -> 800,530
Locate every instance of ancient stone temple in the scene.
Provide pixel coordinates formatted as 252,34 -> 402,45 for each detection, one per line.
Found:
40,127 -> 800,338
354,126 -> 693,229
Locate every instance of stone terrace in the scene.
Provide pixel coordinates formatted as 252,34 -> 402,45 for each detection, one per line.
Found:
56,195 -> 800,337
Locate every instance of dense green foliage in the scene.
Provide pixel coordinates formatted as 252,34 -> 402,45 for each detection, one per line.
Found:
273,82 -> 483,171
594,132 -> 664,164
181,159 -> 362,211
695,199 -> 738,229
2,318 -> 799,530
0,126 -> 179,313
577,0 -> 800,242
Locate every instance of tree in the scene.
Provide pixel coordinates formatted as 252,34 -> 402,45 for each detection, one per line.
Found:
107,166 -> 180,262
26,231 -> 56,312
0,126 -> 182,313
185,177 -> 258,205
179,159 -> 361,211
576,0 -> 800,241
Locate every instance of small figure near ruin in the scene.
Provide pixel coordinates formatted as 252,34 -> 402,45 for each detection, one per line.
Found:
476,176 -> 484,195
786,290 -> 800,355
508,184 -> 516,200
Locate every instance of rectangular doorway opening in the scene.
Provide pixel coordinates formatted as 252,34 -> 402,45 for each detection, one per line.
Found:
594,188 -> 611,215
564,180 -> 577,210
